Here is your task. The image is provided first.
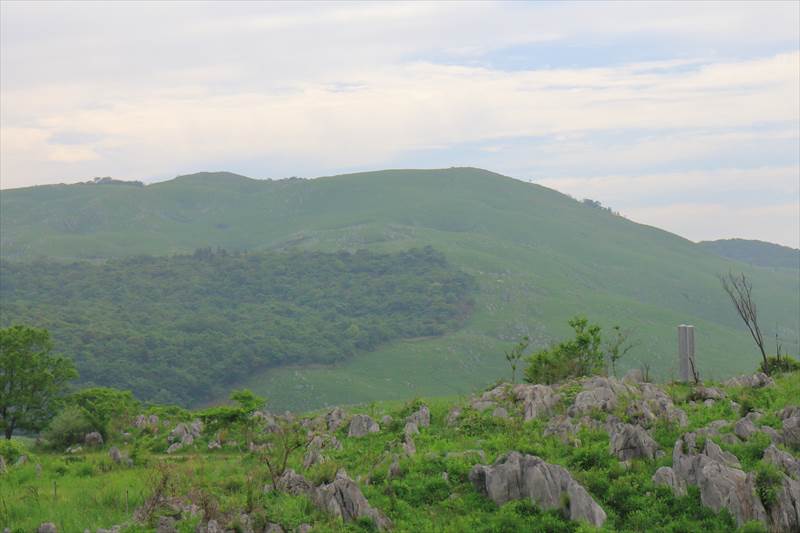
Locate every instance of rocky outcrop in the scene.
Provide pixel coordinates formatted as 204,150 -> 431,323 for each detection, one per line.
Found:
514,384 -> 560,421
446,407 -> 462,426
407,406 -> 430,428
326,408 -> 347,432
723,373 -> 774,388
767,475 -> 800,532
652,466 -> 686,496
782,415 -> 800,450
568,377 -> 632,417
609,422 -> 659,460
276,469 -> 392,530
167,419 -> 202,452
694,386 -> 725,401
671,432 -> 767,526
348,415 -> 380,437
764,444 -> 800,479
733,413 -> 761,441
469,451 -> 606,527
109,447 -> 123,464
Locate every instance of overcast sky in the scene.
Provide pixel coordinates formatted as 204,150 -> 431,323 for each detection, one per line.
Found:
1,1 -> 798,246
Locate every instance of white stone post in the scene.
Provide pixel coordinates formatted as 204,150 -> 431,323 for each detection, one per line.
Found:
678,324 -> 696,382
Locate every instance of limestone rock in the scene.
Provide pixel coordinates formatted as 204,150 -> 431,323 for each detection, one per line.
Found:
623,368 -> 644,384
694,386 -> 725,401
492,407 -> 509,419
381,415 -> 393,426
469,451 -> 606,527
407,405 -> 430,428
108,447 -> 123,464
313,471 -> 393,530
723,372 -> 774,388
388,455 -> 402,479
446,407 -> 462,426
764,444 -> 800,479
514,384 -> 560,421
767,475 -> 800,532
652,466 -> 686,496
296,525 -> 313,533
37,524 -> 57,533
265,524 -> 285,533
404,422 -> 419,437
348,414 -> 380,437
609,423 -> 659,461
698,462 -> 767,526
568,377 -> 629,416
403,434 -> 416,456
733,417 -> 758,441
470,400 -> 495,413
84,431 -> 104,446
326,407 -> 347,432
156,516 -> 177,533
276,469 -> 315,496
782,416 -> 800,449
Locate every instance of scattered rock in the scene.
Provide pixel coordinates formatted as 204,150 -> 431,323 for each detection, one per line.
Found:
469,451 -> 606,527
733,417 -> 758,440
326,407 -> 347,432
470,400 -> 495,413
764,444 -> 800,479
766,475 -> 800,532
276,469 -> 316,495
779,406 -> 800,420
109,447 -> 122,463
609,423 -> 659,460
66,445 -> 83,454
723,372 -> 774,388
37,523 -> 57,533
348,414 -> 380,437
388,455 -> 402,479
303,447 -> 325,469
16,455 -> 27,465
381,415 -> 393,426
568,377 -> 628,416
761,426 -> 783,445
492,407 -> 509,419
208,439 -> 221,450
446,407 -> 462,426
296,525 -> 313,533
407,405 -> 430,428
404,422 -> 419,437
623,368 -> 645,384
403,435 -> 416,456
782,416 -> 800,449
84,431 -> 104,446
313,471 -> 393,530
514,384 -> 560,421
265,524 -> 284,533
694,386 -> 725,401
652,466 -> 686,496
156,516 -> 177,533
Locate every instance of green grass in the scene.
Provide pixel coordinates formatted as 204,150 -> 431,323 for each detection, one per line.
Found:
2,168 -> 798,410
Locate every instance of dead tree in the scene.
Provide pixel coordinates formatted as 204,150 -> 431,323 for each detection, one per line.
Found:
719,271 -> 769,373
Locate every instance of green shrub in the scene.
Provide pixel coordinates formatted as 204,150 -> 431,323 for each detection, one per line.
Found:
524,316 -> 604,385
755,461 -> 783,510
764,355 -> 800,375
0,439 -> 27,463
42,406 -> 95,449
65,386 -> 139,440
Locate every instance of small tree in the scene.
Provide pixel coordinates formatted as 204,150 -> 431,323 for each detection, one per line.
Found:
254,416 -> 309,490
505,336 -> 529,384
605,325 -> 637,377
0,325 -> 77,439
719,272 -> 769,373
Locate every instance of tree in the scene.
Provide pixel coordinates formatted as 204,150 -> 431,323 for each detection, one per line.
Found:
505,336 -> 529,384
719,272 -> 769,374
0,325 -> 77,439
604,325 -> 637,377
65,387 -> 139,440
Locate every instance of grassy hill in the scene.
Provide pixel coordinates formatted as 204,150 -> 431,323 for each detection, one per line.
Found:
2,168 -> 798,410
698,239 -> 800,270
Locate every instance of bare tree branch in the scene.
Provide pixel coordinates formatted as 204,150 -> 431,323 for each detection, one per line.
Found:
718,271 -> 769,373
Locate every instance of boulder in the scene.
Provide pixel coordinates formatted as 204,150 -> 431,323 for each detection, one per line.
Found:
609,423 -> 659,461
109,447 -> 123,464
37,524 -> 57,533
446,407 -> 462,426
469,451 -> 606,527
296,525 -> 313,533
313,471 -> 393,530
514,384 -> 560,421
84,431 -> 104,446
492,407 -> 509,419
156,516 -> 177,533
407,405 -> 430,428
380,415 -> 393,426
403,435 -> 416,456
694,386 -> 725,401
470,400 -> 495,413
652,466 -> 686,496
640,383 -> 689,427
326,407 -> 347,432
265,524 -> 285,533
0,456 -> 5,474
622,368 -> 644,384
733,417 -> 758,441
404,422 -> 419,437
767,475 -> 800,532
723,372 -> 774,388
780,406 -> 800,420
764,444 -> 800,479
388,455 -> 402,479
782,416 -> 800,449
303,447 -> 324,469
348,415 -> 380,437
276,469 -> 315,496
568,377 -> 629,416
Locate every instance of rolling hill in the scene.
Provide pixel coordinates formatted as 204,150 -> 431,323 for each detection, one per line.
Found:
698,238 -> 800,270
1,168 -> 798,410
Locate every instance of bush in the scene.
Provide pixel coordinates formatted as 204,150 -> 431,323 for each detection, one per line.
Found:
42,405 -> 95,449
763,355 -> 800,375
524,317 -> 604,385
0,439 -> 27,463
755,461 -> 783,510
65,387 -> 139,440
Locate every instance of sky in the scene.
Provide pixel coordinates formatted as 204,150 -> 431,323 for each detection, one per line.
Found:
1,1 -> 799,247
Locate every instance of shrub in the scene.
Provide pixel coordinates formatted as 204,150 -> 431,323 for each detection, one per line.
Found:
755,461 -> 783,510
0,439 -> 27,463
764,355 -> 800,375
42,405 -> 95,449
524,317 -> 604,385
65,386 -> 139,440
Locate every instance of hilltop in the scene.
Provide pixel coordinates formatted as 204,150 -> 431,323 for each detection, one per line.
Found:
698,239 -> 800,270
1,168 -> 798,409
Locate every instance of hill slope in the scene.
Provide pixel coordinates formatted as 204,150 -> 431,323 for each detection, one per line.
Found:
2,168 -> 798,409
698,238 -> 800,270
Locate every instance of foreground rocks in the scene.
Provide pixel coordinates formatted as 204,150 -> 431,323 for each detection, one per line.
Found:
277,469 -> 392,530
469,451 -> 607,527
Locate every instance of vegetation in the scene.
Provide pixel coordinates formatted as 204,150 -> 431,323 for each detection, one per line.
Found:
1,368 -> 796,532
524,317 -> 611,384
699,239 -> 800,270
1,168 -> 798,410
0,248 -> 475,406
0,325 -> 77,439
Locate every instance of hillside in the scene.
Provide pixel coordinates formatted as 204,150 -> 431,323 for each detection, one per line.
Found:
0,248 -> 474,405
2,370 -> 799,532
1,168 -> 799,410
698,239 -> 800,270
